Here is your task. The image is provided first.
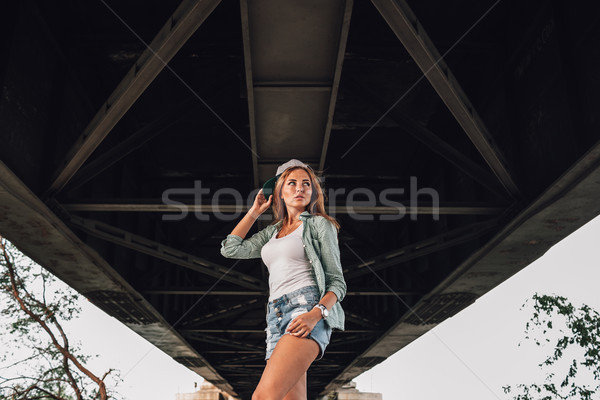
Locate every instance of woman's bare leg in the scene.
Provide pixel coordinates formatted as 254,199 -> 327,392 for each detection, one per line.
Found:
252,334 -> 319,400
282,372 -> 306,400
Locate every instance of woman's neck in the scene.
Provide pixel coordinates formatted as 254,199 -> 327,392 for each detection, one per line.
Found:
285,209 -> 304,225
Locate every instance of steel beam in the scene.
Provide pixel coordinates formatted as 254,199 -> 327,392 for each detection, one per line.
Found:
202,351 -> 263,354
182,332 -> 264,352
142,290 -> 268,296
254,81 -> 332,87
254,86 -> 332,93
213,366 -> 263,376
67,215 -> 266,290
182,329 -> 266,334
202,350 -> 354,354
329,333 -> 377,346
45,0 -> 222,197
140,288 -> 420,296
62,202 -> 504,215
181,329 -> 381,334
371,0 -> 522,199
239,0 -> 260,189
216,354 -> 266,365
180,298 -> 260,327
319,0 -> 354,172
332,205 -> 503,216
344,311 -> 381,328
345,290 -> 420,296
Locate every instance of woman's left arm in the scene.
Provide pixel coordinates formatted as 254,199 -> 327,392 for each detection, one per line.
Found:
286,218 -> 346,337
317,291 -> 338,310
317,217 -> 347,302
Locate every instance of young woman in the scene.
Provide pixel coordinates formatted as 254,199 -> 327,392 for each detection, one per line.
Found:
220,159 -> 346,400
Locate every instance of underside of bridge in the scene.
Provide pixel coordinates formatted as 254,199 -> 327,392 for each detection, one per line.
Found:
1,0 -> 600,398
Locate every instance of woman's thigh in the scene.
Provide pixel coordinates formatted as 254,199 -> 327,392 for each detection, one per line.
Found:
253,334 -> 319,400
282,371 -> 306,400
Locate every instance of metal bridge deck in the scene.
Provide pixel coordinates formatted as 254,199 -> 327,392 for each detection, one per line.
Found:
1,1 -> 600,398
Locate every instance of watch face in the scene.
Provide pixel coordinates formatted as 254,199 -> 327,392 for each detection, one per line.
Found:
318,304 -> 329,318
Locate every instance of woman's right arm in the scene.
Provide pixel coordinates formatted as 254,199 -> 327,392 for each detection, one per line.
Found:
230,209 -> 260,240
220,189 -> 273,259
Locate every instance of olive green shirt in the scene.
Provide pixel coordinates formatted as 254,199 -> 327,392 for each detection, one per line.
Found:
220,211 -> 346,330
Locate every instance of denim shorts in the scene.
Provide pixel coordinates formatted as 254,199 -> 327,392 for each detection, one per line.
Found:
265,285 -> 332,361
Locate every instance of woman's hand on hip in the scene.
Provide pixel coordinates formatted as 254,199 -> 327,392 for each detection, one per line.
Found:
286,308 -> 322,338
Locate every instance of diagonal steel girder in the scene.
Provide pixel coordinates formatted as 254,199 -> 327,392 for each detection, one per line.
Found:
371,0 -> 522,200
67,215 -> 266,291
45,0 -> 222,198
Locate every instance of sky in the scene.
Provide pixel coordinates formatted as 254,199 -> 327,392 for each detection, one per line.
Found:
2,214 -> 600,400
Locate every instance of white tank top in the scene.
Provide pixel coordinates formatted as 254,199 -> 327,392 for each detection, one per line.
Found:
260,223 -> 315,301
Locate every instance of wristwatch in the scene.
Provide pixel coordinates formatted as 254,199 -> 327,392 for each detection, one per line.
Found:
313,304 -> 329,320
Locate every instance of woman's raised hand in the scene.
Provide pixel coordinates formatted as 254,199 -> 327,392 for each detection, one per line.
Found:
250,189 -> 273,218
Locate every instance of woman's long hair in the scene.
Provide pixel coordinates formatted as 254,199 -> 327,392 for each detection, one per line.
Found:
271,166 -> 340,232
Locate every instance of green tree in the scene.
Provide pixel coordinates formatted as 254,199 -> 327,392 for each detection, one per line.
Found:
0,236 -> 118,400
504,293 -> 600,400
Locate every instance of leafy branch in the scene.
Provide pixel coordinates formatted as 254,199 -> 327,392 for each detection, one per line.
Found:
504,293 -> 600,400
0,236 -> 118,400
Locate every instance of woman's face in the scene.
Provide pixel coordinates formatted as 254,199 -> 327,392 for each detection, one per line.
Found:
280,169 -> 313,212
